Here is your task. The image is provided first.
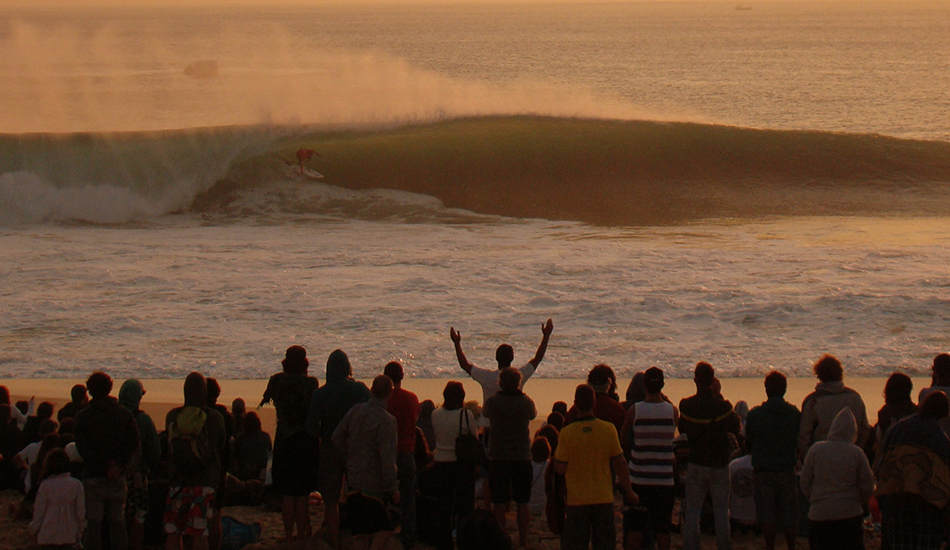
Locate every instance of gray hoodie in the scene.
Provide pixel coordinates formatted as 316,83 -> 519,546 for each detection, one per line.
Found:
800,408 -> 875,521
798,380 -> 870,457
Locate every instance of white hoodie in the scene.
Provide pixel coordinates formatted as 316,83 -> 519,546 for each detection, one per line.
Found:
800,408 -> 875,521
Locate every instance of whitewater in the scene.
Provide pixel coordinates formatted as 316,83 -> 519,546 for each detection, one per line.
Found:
1,1 -> 949,380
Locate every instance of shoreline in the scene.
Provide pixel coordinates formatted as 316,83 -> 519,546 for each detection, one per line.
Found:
0,376 -> 932,435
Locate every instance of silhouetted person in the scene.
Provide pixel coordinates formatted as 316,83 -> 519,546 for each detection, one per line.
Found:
450,319 -> 553,425
745,371 -> 800,550
74,371 -> 139,550
383,361 -> 420,549
678,362 -> 741,550
261,346 -> 320,541
798,354 -> 870,457
58,384 -> 88,422
307,349 -> 370,550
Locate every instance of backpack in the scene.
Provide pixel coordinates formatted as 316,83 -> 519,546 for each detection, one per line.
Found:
456,509 -> 512,550
169,406 -> 213,474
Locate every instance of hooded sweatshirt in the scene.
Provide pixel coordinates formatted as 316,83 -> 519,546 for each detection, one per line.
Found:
307,359 -> 371,442
118,379 -> 161,475
800,408 -> 875,521
798,380 -> 870,457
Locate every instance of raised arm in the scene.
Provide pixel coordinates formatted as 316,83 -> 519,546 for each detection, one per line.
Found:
450,327 -> 474,375
528,318 -> 554,368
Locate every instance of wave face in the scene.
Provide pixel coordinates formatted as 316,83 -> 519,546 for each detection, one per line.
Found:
4,116 -> 950,227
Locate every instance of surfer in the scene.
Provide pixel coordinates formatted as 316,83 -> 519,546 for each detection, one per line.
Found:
295,148 -> 319,175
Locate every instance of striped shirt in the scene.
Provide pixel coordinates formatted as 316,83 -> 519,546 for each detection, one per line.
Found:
628,401 -> 676,486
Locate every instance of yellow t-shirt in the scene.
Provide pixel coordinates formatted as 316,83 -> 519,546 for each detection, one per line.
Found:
555,416 -> 623,506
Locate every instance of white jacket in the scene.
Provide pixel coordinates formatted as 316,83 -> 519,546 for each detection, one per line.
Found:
800,408 -> 875,521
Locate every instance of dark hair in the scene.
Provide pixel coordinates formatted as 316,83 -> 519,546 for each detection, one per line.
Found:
694,362 -> 715,388
495,344 -> 514,367
574,384 -> 595,413
419,399 -> 435,418
934,354 -> 950,382
383,361 -> 404,383
919,390 -> 950,420
36,401 -> 54,420
442,381 -> 465,410
41,448 -> 71,479
883,372 -> 913,404
206,378 -> 221,405
625,372 -> 646,404
70,384 -> 87,403
764,371 -> 788,398
499,367 -> 522,393
535,424 -> 559,454
531,437 -> 551,462
546,411 -> 565,431
0,386 -> 8,405
86,371 -> 113,399
326,349 -> 351,380
587,364 -> 614,392
243,411 -> 262,433
552,401 -> 568,417
0,404 -> 10,425
58,417 -> 75,435
371,375 -> 394,400
813,354 -> 843,382
231,398 -> 246,414
183,372 -> 207,407
643,367 -> 665,395
282,345 -> 309,374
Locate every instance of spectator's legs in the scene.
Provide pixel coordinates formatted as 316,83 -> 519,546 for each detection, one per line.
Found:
709,466 -> 731,550
683,464 -> 709,550
561,505 -> 591,550
396,450 -> 417,548
589,503 -> 615,550
516,502 -> 531,547
84,477 -> 106,550
105,477 -> 129,550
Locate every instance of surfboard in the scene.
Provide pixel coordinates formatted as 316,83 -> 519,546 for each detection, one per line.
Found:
285,163 -> 324,180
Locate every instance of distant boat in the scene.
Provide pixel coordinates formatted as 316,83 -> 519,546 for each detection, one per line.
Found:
184,60 -> 219,79
735,4 -> 752,10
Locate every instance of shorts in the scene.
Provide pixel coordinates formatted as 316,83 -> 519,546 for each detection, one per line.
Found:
318,442 -> 346,505
624,484 -> 675,535
489,460 -> 532,504
342,491 -> 397,536
752,471 -> 799,528
164,486 -> 216,537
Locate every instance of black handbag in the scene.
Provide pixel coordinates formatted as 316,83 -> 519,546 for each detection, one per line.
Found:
454,410 -> 487,465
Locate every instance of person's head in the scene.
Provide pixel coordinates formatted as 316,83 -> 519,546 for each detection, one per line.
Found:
442,381 -> 465,410
535,424 -> 559,454
813,354 -> 843,382
0,404 -> 10,426
587,364 -> 614,394
625,372 -> 646,404
86,371 -> 113,399
573,384 -> 596,414
495,344 -> 514,369
41,448 -> 71,479
119,379 -> 145,412
764,370 -> 788,398
36,401 -> 54,421
419,399 -> 435,418
883,372 -> 913,404
531,437 -> 551,463
546,411 -> 565,431
326,349 -> 351,382
694,361 -> 715,390
231,398 -> 246,415
643,367 -> 665,396
70,384 -> 87,405
371,375 -> 394,400
933,353 -> 950,384
38,418 -> 58,437
498,367 -> 522,393
243,411 -> 263,433
183,372 -> 207,407
919,390 -> 950,420
0,386 -> 8,405
383,361 -> 404,386
206,377 -> 221,406
282,345 -> 309,375
552,401 -> 568,417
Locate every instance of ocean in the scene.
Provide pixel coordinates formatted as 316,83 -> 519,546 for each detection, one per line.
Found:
2,1 -> 949,381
